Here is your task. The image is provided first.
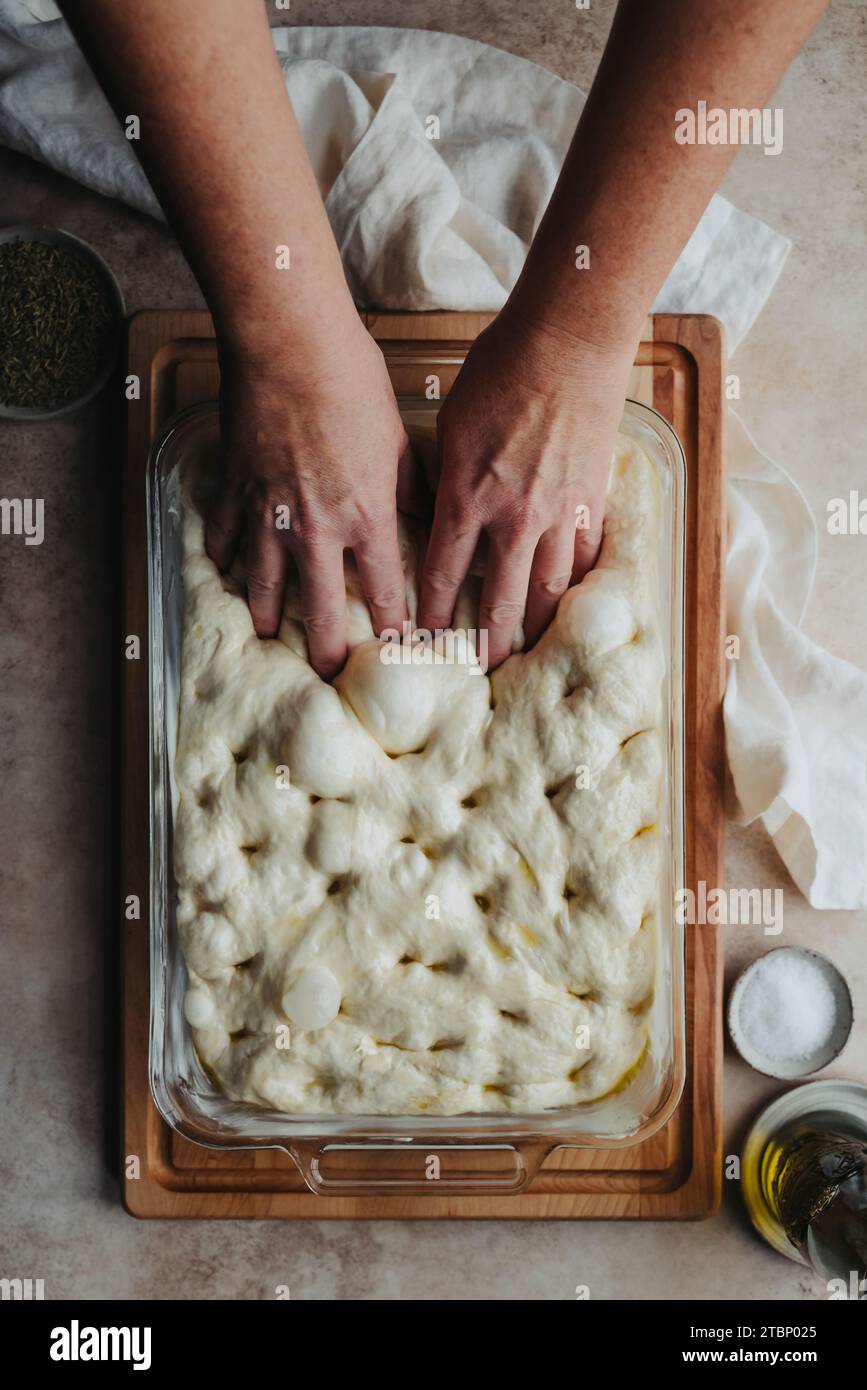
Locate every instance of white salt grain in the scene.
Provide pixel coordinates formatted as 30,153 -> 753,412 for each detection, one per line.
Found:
738,952 -> 837,1063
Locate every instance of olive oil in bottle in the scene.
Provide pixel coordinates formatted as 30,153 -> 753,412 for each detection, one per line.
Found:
742,1082 -> 867,1298
767,1130 -> 867,1286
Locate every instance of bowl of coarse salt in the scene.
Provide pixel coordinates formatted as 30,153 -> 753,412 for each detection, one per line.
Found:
728,947 -> 853,1080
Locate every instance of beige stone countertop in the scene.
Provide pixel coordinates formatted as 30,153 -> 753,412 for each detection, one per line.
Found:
1,1 -> 865,1300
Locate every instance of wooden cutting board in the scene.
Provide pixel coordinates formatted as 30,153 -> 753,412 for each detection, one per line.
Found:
122,309 -> 725,1219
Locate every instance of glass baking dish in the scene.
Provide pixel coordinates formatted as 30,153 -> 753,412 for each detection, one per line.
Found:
147,348 -> 687,1196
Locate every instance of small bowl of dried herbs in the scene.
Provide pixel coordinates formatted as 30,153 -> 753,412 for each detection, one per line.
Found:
0,225 -> 124,420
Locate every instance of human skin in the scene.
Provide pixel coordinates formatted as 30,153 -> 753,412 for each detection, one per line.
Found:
61,0 -> 828,674
417,0 -> 829,665
61,0 -> 412,680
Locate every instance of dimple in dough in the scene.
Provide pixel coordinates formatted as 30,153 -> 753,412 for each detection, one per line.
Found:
174,429 -> 664,1116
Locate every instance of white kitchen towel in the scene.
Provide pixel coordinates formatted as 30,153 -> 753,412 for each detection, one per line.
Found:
1,0 -> 864,907
725,413 -> 867,909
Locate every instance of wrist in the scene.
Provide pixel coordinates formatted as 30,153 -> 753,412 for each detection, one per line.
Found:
216,294 -> 366,387
494,296 -> 637,385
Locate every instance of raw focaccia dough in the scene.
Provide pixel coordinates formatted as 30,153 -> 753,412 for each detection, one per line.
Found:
174,431 -> 664,1115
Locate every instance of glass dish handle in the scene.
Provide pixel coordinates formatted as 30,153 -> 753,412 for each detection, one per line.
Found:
290,1140 -> 549,1196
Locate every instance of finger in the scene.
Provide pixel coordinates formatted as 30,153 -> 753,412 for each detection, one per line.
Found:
296,538 -> 348,681
479,527 -> 538,670
205,482 -> 243,571
354,520 -> 408,637
245,512 -> 288,640
417,501 -> 481,633
396,441 -> 434,520
523,525 -> 576,649
572,494 -> 605,584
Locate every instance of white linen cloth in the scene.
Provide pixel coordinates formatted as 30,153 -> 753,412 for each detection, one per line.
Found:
1,0 -> 864,907
725,414 -> 867,909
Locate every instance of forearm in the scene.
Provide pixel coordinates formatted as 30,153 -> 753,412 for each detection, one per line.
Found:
59,0 -> 358,368
509,0 -> 828,355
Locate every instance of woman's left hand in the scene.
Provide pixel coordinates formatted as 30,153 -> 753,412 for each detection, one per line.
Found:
417,308 -> 635,669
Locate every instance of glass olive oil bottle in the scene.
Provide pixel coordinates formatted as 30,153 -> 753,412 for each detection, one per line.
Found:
762,1128 -> 867,1286
742,1081 -> 867,1296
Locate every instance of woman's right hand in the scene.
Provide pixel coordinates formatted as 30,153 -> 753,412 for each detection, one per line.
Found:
206,322 -> 415,681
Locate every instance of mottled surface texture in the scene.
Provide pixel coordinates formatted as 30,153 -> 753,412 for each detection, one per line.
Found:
1,0 -> 865,1300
